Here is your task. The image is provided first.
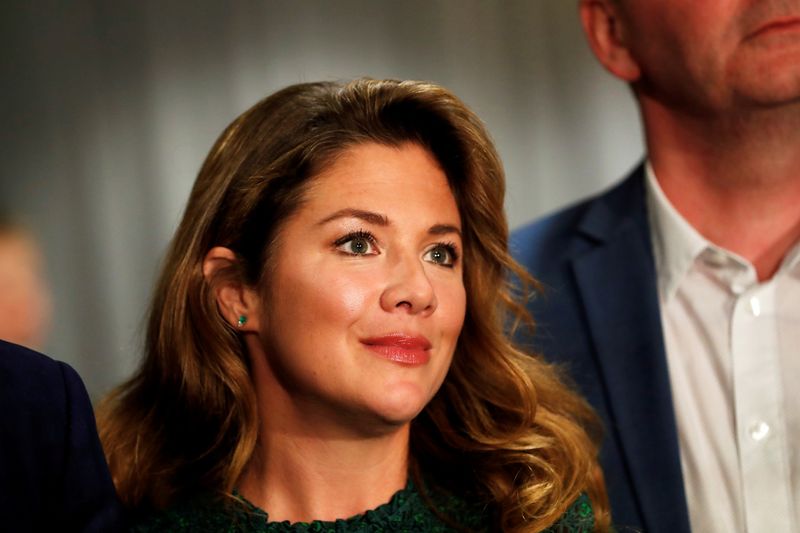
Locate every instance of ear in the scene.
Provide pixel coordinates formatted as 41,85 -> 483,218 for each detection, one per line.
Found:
202,246 -> 262,333
579,0 -> 641,82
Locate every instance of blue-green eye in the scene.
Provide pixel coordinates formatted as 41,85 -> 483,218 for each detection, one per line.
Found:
423,243 -> 458,267
334,231 -> 378,256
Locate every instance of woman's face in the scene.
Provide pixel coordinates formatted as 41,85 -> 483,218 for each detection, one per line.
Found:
255,142 -> 466,433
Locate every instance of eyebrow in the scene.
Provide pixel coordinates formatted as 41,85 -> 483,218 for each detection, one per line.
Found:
317,208 -> 462,238
317,208 -> 389,227
428,224 -> 462,238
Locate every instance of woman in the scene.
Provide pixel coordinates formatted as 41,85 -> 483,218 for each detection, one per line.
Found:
99,79 -> 610,532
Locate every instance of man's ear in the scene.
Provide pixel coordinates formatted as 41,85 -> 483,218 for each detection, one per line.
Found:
202,246 -> 261,332
580,0 -> 641,82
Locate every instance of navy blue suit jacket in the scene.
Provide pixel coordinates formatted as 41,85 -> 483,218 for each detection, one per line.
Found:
0,340 -> 124,532
511,166 -> 691,533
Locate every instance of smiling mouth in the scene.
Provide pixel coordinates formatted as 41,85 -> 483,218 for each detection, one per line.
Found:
362,334 -> 432,365
747,17 -> 800,40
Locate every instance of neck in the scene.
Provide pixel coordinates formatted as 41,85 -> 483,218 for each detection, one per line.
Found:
640,97 -> 800,280
239,345 -> 411,523
240,427 -> 410,523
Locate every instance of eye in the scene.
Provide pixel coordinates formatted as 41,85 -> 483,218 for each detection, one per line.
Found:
334,231 -> 379,256
423,243 -> 458,267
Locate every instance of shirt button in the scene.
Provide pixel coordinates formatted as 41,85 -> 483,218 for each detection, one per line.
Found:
749,297 -> 761,316
749,421 -> 770,442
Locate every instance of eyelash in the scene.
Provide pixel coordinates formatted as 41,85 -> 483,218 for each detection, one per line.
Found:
333,230 -> 460,267
333,230 -> 378,255
427,241 -> 459,268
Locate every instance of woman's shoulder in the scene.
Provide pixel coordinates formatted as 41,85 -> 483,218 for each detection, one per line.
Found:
130,494 -> 267,533
542,492 -> 595,532
131,482 -> 490,533
128,486 -> 593,532
431,487 -> 594,532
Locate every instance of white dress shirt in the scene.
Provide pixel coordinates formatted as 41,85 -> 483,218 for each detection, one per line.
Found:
645,163 -> 800,533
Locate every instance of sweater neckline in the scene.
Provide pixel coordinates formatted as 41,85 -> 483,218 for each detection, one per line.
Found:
233,478 -> 418,527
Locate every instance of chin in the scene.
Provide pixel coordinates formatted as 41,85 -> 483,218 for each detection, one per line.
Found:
367,382 -> 433,426
731,53 -> 800,106
737,81 -> 800,106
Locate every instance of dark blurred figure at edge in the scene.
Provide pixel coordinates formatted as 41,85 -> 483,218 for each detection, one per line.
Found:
0,218 -> 52,351
0,340 -> 125,532
0,217 -> 124,531
513,1 -> 800,532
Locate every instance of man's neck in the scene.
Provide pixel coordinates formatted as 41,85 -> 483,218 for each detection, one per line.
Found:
641,98 -> 800,280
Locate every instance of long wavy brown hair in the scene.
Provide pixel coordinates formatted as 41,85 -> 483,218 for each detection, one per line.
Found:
98,79 -> 609,532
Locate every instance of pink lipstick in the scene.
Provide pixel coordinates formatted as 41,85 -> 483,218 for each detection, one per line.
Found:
362,334 -> 431,365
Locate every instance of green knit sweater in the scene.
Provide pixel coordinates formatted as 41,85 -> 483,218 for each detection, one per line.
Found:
131,480 -> 595,532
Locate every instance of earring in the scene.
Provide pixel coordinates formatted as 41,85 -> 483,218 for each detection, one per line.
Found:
237,315 -> 248,327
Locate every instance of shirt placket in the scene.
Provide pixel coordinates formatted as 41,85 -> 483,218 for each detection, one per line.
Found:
730,278 -> 793,532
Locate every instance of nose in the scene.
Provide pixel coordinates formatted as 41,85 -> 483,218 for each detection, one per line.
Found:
379,254 -> 437,315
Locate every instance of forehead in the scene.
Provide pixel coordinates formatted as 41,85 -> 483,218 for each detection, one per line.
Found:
300,142 -> 460,222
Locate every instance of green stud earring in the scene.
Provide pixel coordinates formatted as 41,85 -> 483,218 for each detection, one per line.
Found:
237,315 -> 247,327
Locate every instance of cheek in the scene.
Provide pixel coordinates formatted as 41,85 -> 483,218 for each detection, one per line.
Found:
273,261 -> 379,330
330,274 -> 374,318
437,281 -> 467,342
262,263 -> 381,385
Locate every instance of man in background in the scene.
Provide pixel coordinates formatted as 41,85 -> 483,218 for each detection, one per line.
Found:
0,215 -> 124,530
0,217 -> 52,349
512,1 -> 799,531
0,340 -> 125,531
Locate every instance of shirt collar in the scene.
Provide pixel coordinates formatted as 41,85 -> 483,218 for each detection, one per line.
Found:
644,162 -> 711,301
645,162 -> 800,296
784,241 -> 800,276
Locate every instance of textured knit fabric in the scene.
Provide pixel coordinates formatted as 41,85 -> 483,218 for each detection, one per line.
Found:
131,480 -> 594,532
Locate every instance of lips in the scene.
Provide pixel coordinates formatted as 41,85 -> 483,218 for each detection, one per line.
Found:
361,334 -> 432,365
747,16 -> 800,40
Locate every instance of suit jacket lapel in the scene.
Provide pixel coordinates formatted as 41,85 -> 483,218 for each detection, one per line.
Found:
571,169 -> 690,532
